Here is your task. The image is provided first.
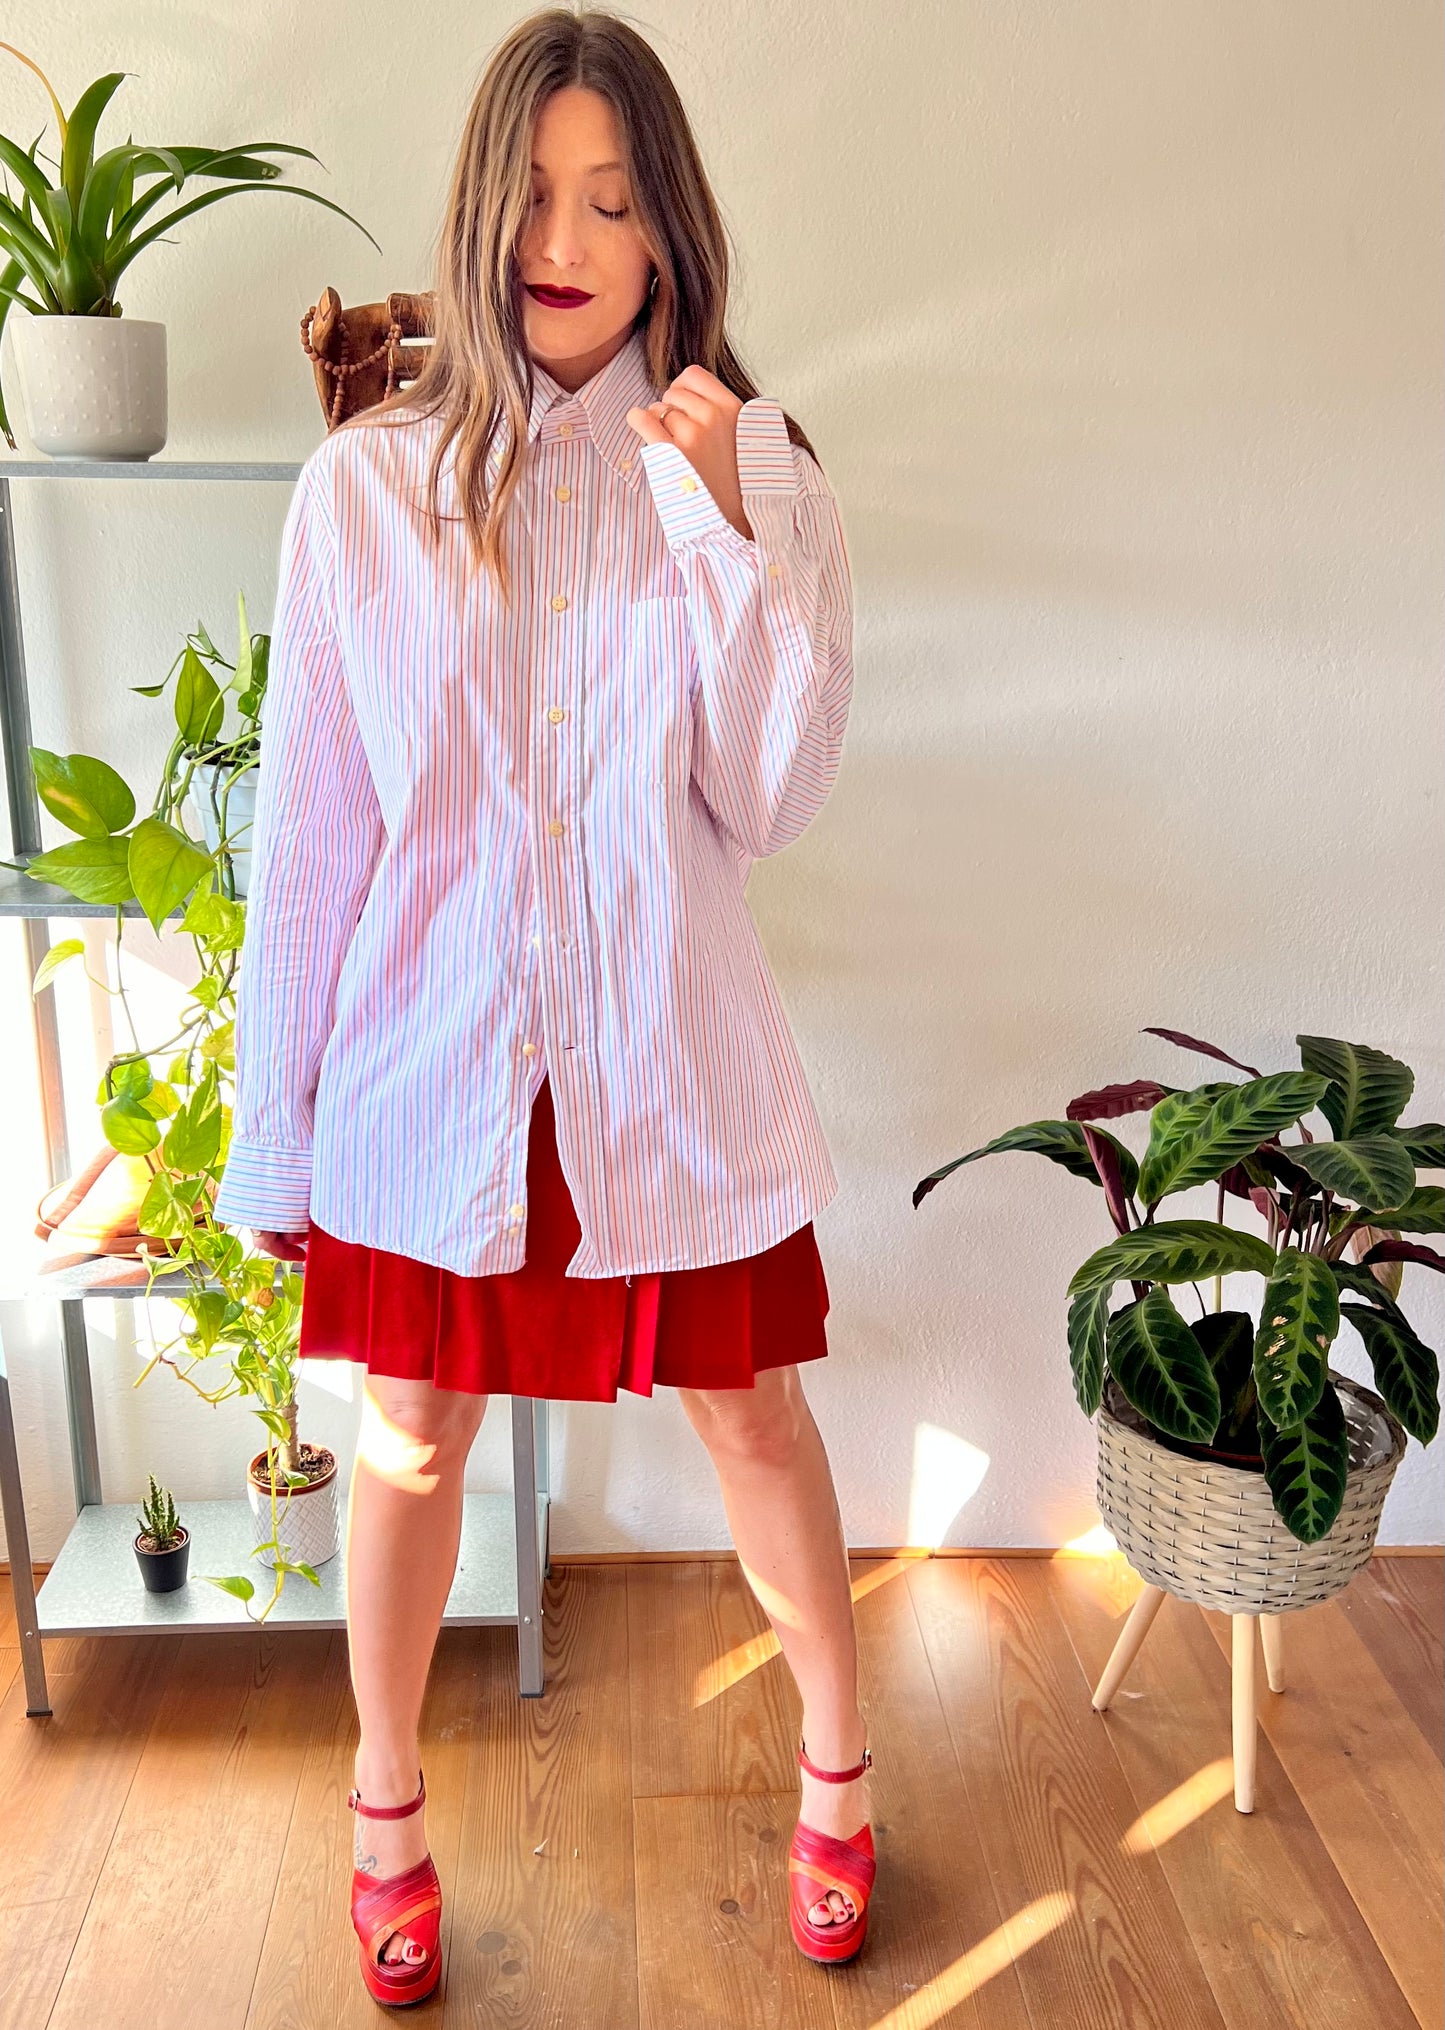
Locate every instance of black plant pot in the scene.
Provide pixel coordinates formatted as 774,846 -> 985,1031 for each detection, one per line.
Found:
134,1523 -> 190,1593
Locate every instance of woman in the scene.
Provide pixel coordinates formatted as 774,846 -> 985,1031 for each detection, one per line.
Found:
213,6 -> 869,2006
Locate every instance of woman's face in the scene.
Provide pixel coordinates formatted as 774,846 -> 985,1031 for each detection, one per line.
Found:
518,86 -> 653,385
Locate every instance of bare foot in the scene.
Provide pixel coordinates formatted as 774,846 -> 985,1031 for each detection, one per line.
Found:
797,1717 -> 871,1928
352,1754 -> 432,1968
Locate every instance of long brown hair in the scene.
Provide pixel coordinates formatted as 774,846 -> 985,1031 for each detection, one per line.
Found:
332,6 -> 821,605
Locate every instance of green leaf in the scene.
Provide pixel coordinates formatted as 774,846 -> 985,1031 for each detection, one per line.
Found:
30,747 -> 136,837
1328,1259 -> 1408,1322
24,835 -> 134,904
1259,1386 -> 1350,1544
1068,1219 -> 1278,1296
60,72 -> 129,210
175,644 -> 224,747
1340,1304 -> 1441,1444
1106,1287 -> 1221,1442
163,1078 -> 222,1174
1297,1035 -> 1415,1139
101,1092 -> 160,1154
30,937 -> 84,994
1067,1285 -> 1109,1416
106,179 -> 382,286
1353,1186 -> 1445,1236
1397,1124 -> 1445,1171
1252,1249 -> 1336,1428
914,1118 -> 1139,1206
199,1573 -> 255,1602
1137,1072 -> 1330,1208
1192,1309 -> 1258,1443
127,816 -> 212,930
0,132 -> 60,217
1291,1136 -> 1415,1210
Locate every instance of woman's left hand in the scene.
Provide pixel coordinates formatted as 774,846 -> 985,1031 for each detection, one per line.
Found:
626,366 -> 753,543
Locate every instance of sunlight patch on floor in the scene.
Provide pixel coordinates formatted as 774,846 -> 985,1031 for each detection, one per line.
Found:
1120,1759 -> 1236,1854
867,1890 -> 1076,2029
691,1558 -> 916,1707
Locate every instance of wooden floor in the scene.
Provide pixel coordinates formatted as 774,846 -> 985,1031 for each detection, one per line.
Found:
1,1549 -> 1440,2030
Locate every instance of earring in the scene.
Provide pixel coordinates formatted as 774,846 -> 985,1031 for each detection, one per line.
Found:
647,270 -> 658,299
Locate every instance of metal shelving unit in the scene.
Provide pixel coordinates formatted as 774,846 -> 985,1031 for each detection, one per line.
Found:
0,455 -> 550,1718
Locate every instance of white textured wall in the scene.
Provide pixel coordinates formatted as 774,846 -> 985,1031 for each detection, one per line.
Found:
2,3 -> 1441,1563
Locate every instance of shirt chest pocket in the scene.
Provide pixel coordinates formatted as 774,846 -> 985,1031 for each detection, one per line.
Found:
602,594 -> 699,789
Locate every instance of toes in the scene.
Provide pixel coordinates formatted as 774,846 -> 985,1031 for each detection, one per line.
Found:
808,1897 -> 834,1925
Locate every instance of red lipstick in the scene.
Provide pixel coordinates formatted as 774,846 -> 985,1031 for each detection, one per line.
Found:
527,282 -> 593,308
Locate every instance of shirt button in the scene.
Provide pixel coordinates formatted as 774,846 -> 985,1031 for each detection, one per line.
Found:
558,421 -> 573,438
521,1041 -> 537,1056
550,592 -> 568,612
508,1201 -> 525,1217
547,705 -> 566,723
547,819 -> 565,837
768,562 -> 782,577
556,484 -> 572,503
679,475 -> 698,494
619,456 -> 633,471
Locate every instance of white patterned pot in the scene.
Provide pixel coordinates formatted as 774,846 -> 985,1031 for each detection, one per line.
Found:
246,1446 -> 341,1569
1096,1370 -> 1405,1614
185,757 -> 258,897
10,313 -> 167,459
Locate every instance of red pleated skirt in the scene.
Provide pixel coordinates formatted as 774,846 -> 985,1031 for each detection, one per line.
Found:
296,1071 -> 831,1400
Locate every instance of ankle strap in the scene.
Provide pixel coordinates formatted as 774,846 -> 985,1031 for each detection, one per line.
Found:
347,1770 -> 425,1819
798,1736 -> 872,1783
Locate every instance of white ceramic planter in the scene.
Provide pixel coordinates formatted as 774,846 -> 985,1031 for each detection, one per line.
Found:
10,313 -> 167,459
186,757 -> 258,897
247,1446 -> 341,1569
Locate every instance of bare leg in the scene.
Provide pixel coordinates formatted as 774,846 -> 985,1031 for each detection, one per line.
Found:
346,1373 -> 488,1964
678,1363 -> 869,1930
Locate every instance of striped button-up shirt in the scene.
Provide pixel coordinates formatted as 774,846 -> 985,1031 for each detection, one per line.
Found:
212,324 -> 854,1276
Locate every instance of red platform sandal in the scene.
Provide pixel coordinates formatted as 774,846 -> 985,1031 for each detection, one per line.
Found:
787,1734 -> 876,1965
347,1770 -> 443,2007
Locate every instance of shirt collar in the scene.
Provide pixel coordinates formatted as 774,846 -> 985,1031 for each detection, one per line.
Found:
497,324 -> 661,486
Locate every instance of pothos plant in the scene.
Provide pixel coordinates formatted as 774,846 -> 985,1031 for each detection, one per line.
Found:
914,1028 -> 1442,1545
2,600 -> 320,1620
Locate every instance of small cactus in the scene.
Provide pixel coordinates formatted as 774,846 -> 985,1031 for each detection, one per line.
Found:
136,1472 -> 182,1550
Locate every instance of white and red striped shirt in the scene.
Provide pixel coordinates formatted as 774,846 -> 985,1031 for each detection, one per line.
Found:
212,324 -> 854,1275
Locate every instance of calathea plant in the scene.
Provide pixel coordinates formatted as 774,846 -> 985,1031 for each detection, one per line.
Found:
915,1029 -> 1441,1545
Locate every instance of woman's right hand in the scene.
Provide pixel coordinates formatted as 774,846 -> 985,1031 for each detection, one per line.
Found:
252,1227 -> 309,1263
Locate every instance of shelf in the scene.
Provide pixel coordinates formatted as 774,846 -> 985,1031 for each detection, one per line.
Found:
0,1250 -> 228,1302
36,1488 -> 549,1636
0,458 -> 304,482
0,861 -> 185,920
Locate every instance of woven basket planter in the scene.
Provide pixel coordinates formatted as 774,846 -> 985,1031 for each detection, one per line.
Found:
1095,1369 -> 1406,1614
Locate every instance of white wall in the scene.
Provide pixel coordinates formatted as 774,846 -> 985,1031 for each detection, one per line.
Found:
3,2 -> 1441,1561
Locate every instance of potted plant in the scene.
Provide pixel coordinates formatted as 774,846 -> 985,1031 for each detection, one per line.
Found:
134,1470 -> 189,1592
2,599 -> 338,1617
915,1028 -> 1439,1609
0,42 -> 378,457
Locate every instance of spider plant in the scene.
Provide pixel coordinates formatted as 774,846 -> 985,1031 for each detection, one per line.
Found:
0,43 -> 379,445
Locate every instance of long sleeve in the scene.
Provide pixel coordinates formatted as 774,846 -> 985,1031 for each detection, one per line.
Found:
211,458 -> 385,1233
637,396 -> 854,861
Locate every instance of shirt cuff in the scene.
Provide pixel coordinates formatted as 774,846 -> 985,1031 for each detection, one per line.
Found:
639,395 -> 798,552
211,1141 -> 313,1232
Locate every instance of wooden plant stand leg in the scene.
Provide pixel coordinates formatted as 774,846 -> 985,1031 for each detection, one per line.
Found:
1259,1611 -> 1285,1692
1232,1613 -> 1258,1812
1090,1582 -> 1168,1710
1091,1587 -> 1285,1815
